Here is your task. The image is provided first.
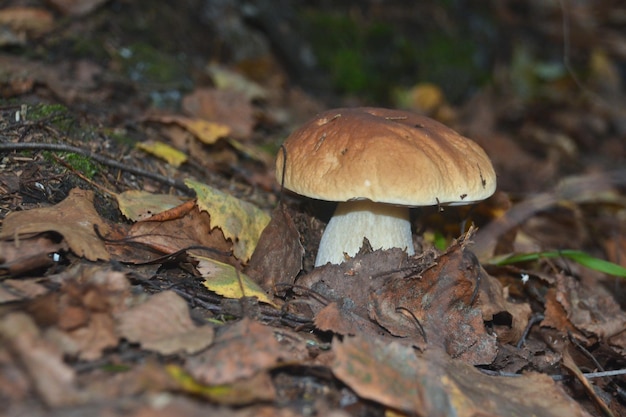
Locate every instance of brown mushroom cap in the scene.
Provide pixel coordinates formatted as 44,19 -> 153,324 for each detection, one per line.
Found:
276,107 -> 496,206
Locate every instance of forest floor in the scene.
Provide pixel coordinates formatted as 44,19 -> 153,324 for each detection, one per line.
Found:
1,1 -> 625,416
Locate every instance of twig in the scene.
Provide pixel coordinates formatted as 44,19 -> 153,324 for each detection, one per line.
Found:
0,141 -> 191,194
477,367 -> 626,380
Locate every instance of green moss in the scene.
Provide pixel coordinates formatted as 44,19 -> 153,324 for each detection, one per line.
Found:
64,153 -> 99,179
42,151 -> 99,179
301,9 -> 492,103
28,103 -> 76,132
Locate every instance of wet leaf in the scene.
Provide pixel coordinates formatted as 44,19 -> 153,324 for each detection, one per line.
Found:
193,254 -> 275,306
0,188 -> 110,261
185,178 -> 270,262
136,140 -> 187,167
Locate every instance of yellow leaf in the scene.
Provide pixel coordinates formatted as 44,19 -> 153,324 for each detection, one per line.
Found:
136,140 -> 187,167
185,178 -> 270,261
166,364 -> 232,397
181,118 -> 232,145
115,190 -> 188,221
192,254 -> 275,306
207,63 -> 268,100
146,114 -> 231,144
226,138 -> 272,165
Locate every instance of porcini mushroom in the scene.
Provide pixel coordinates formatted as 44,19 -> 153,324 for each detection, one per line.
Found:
276,107 -> 496,266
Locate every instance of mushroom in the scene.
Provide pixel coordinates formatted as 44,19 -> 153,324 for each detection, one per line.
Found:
276,107 -> 496,267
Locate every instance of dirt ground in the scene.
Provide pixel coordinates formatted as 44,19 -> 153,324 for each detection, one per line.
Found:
1,1 -> 625,416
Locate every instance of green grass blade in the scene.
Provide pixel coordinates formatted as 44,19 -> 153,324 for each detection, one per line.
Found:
488,249 -> 626,278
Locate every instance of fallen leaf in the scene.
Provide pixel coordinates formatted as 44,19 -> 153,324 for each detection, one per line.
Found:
0,234 -> 67,276
115,190 -> 188,221
553,272 -> 626,340
182,88 -> 255,139
0,278 -> 48,302
369,245 -> 498,364
185,178 -> 270,262
0,312 -> 85,407
136,140 -> 188,167
167,365 -> 275,405
0,188 -> 110,261
193,254 -> 275,306
206,63 -> 268,100
186,318 -> 285,385
246,205 -> 304,292
144,114 -> 232,144
117,291 -> 214,355
0,7 -> 55,36
332,335 -> 592,417
123,200 -> 235,265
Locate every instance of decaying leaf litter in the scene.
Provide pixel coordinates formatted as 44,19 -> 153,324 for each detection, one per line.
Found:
1,1 -> 625,416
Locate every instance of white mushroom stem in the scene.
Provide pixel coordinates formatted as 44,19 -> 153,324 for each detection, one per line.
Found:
314,200 -> 415,266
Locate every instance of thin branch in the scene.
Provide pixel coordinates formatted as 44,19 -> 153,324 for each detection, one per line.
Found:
0,141 -> 191,194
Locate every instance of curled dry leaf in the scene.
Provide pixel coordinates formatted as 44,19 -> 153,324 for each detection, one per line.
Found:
295,240 -> 527,365
369,245 -> 498,364
542,272 -> 626,344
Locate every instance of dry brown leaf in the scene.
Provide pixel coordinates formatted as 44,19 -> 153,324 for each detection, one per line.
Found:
554,273 -> 626,340
115,190 -> 188,221
182,87 -> 255,139
117,291 -> 214,355
186,318 -> 292,385
25,267 -> 131,360
0,188 -> 110,261
66,312 -> 118,361
0,312 -> 85,407
245,205 -> 304,291
0,7 -> 54,36
369,245 -> 498,364
332,335 -> 592,417
0,278 -> 48,302
0,235 -> 68,276
125,200 -> 235,265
